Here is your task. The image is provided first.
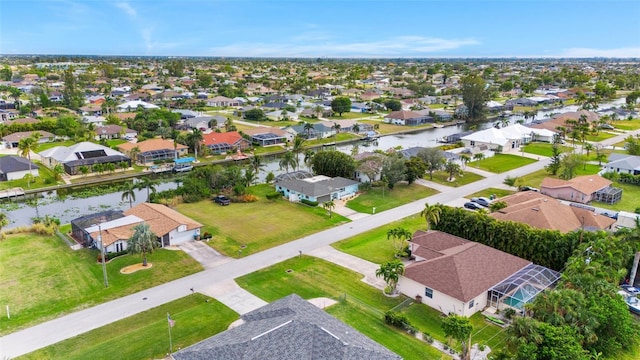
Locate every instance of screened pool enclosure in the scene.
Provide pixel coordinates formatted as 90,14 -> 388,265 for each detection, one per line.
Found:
487,264 -> 561,311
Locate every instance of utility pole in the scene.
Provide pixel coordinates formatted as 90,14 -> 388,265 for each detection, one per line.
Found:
98,225 -> 109,288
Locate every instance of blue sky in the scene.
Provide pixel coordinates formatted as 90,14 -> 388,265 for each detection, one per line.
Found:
1,0 -> 639,57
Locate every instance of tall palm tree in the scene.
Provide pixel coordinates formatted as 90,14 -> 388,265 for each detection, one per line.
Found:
376,259 -> 405,294
322,200 -> 335,218
121,181 -> 136,208
130,146 -> 141,165
444,160 -> 462,182
421,203 -> 442,231
387,227 -> 413,255
352,122 -> 360,134
136,177 -> 157,202
279,151 -> 298,173
250,154 -> 265,177
303,122 -> 314,139
190,128 -> 204,161
17,132 -> 41,189
127,222 -> 159,266
291,135 -> 306,170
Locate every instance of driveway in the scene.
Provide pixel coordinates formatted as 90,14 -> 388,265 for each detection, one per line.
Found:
177,241 -> 233,269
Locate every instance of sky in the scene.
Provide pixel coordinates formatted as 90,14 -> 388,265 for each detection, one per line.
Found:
1,0 -> 639,58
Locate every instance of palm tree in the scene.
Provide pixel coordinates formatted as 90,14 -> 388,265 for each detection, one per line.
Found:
304,149 -> 315,171
279,151 -> 298,173
313,105 -> 323,118
322,200 -> 336,218
291,135 -> 306,170
130,146 -> 141,165
242,167 -> 257,187
473,153 -> 485,162
52,164 -> 65,181
136,177 -> 157,202
303,122 -> 314,139
121,181 -> 136,208
352,122 -> 360,134
376,259 -> 405,294
79,165 -> 89,177
331,122 -> 341,140
119,161 -> 129,172
127,222 -> 159,266
17,133 -> 40,189
190,128 -> 204,161
250,154 -> 265,177
387,227 -> 413,256
444,160 -> 462,182
421,203 -> 442,231
459,154 -> 470,170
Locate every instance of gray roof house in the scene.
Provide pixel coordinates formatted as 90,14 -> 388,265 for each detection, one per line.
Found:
172,294 -> 401,360
0,155 -> 39,181
276,175 -> 359,204
604,153 -> 640,176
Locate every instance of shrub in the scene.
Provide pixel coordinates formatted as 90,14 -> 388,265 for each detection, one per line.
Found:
202,232 -> 212,239
423,333 -> 434,344
384,311 -> 415,333
238,194 -> 258,203
504,308 -> 516,320
300,199 -> 318,207
265,192 -> 282,201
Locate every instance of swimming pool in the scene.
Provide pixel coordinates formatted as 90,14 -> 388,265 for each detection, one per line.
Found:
503,288 -> 529,309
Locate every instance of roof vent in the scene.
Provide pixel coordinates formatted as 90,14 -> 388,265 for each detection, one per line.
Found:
532,208 -> 539,211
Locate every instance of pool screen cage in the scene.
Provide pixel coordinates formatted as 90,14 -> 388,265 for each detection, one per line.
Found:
487,264 -> 561,311
593,186 -> 623,205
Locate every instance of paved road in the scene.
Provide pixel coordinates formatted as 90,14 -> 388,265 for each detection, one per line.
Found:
4,128 -> 639,358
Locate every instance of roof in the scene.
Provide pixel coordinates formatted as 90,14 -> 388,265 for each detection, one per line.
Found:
460,127 -> 510,145
125,202 -> 202,237
404,231 -> 531,302
530,110 -> 599,132
118,138 -> 187,153
541,175 -> 612,195
203,131 -> 244,146
384,110 -> 424,120
39,142 -> 126,163
0,155 -> 39,173
490,191 -> 615,232
2,130 -> 55,142
606,153 -> 640,172
172,294 -> 401,360
242,126 -> 288,137
275,176 -> 359,198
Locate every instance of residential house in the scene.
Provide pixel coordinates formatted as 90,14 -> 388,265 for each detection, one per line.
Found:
398,230 -> 560,316
2,130 -> 55,149
275,175 -> 359,204
540,175 -> 617,204
461,124 -> 555,153
118,138 -> 188,165
531,110 -> 599,133
39,142 -> 131,175
286,123 -> 335,139
491,191 -> 616,232
242,127 -> 289,146
202,131 -> 251,154
383,110 -> 432,126
171,294 -> 401,360
82,115 -> 107,127
603,153 -> 640,175
206,96 -> 240,107
353,152 -> 385,183
78,103 -> 103,116
71,203 -> 202,252
184,116 -> 214,130
116,100 -> 159,112
265,110 -> 299,121
0,155 -> 39,181
95,125 -> 137,141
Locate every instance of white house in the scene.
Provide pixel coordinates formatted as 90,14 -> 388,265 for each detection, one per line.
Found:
0,156 -> 39,181
604,153 -> 640,175
461,124 -> 555,152
116,100 -> 159,112
275,175 -> 359,204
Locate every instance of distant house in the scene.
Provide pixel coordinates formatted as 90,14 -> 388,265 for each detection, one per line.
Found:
184,116 -> 213,130
95,125 -> 137,141
172,294 -> 401,360
242,127 -> 289,146
2,130 -> 55,149
275,175 -> 359,204
286,123 -> 334,139
0,155 -> 39,181
461,124 -> 555,152
206,96 -> 240,107
116,100 -> 159,112
39,142 -> 131,175
540,175 -> 618,204
265,110 -> 299,121
118,138 -> 188,165
398,230 -> 560,316
202,131 -> 251,154
604,153 -> 640,175
71,203 -> 202,252
383,110 -> 432,126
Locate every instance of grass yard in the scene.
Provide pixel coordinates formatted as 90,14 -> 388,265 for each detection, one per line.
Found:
612,119 -> 640,131
20,294 -> 238,360
346,183 -> 438,214
523,142 -> 573,157
592,181 -> 640,212
304,132 -> 359,146
426,170 -> 485,187
37,140 -> 77,152
359,120 -> 406,135
0,232 -> 202,335
466,187 -> 515,199
515,164 -> 602,189
333,215 -> 425,264
584,132 -> 616,142
328,112 -> 372,120
469,154 -> 537,173
176,184 -> 349,258
236,256 -> 449,360
105,139 -> 126,147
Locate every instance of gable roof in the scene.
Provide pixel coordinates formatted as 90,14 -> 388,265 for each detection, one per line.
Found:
202,131 -> 244,146
172,294 -> 401,360
118,138 -> 187,153
2,130 -> 55,143
405,231 -> 530,302
0,155 -> 39,173
384,110 -> 424,120
541,175 -> 612,195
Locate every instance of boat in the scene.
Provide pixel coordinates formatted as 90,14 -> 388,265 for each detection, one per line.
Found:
361,131 -> 380,141
432,123 -> 444,128
618,290 -> 640,315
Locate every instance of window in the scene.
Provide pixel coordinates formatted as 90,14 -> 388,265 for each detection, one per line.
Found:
425,287 -> 433,299
469,300 -> 474,309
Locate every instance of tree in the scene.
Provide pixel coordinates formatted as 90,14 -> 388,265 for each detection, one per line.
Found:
311,150 -> 355,178
444,159 -> 462,182
459,154 -> 471,170
136,177 -> 157,202
0,212 -> 9,232
331,96 -> 352,116
560,153 -> 585,179
583,143 -> 594,157
473,153 -> 485,161
322,200 -> 336,218
489,201 -> 507,212
460,74 -> 488,121
291,135 -> 306,170
376,259 -> 405,295
404,157 -> 425,184
304,149 -> 315,171
303,122 -> 315,138
381,154 -> 406,189
421,203 -> 441,231
441,315 -> 473,360
384,99 -> 402,111
130,146 -> 141,164
416,147 -> 444,180
624,135 -> 640,155
17,132 -> 40,189
79,165 -> 89,177
244,108 -> 265,121
250,154 -> 265,177
189,128 -> 203,161
387,226 -> 413,256
278,151 -> 298,173
121,181 -> 137,208
546,139 -> 563,176
52,164 -> 65,181
127,222 -> 159,266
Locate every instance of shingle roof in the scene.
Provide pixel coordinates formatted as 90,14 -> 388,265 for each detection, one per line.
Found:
606,153 -> 640,172
541,175 -> 612,195
275,176 -> 359,198
118,138 -> 187,153
0,155 -> 39,173
172,294 -> 401,360
384,110 -> 424,120
2,130 -> 54,143
405,231 -> 530,302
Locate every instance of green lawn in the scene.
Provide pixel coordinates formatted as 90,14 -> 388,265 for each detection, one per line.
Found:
37,140 -> 77,152
176,184 -> 349,258
333,215 -> 425,264
523,142 -> 573,157
346,183 -> 438,214
515,164 -> 602,189
304,132 -> 359,146
612,119 -> 640,131
0,232 -> 203,335
328,112 -> 372,120
592,181 -> 640,212
0,160 -> 62,191
237,256 -> 449,360
20,294 -> 238,360
466,188 -> 516,199
426,170 -> 484,187
106,139 -> 127,147
469,154 -> 537,173
584,132 -> 616,142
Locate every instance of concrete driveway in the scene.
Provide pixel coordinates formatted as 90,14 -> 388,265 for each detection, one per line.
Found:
177,241 -> 233,269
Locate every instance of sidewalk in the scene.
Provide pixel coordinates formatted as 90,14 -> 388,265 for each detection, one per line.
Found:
307,246 -> 386,290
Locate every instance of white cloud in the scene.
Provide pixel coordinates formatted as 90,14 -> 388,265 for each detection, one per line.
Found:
115,2 -> 137,18
208,35 -> 479,57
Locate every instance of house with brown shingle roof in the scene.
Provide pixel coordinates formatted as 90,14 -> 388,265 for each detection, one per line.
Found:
202,131 -> 251,154
118,138 -> 188,165
491,191 -> 615,232
383,110 -> 432,126
540,174 -> 612,204
398,230 -> 532,316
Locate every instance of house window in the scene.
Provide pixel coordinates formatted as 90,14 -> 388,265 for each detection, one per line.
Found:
425,287 -> 433,299
470,141 -> 475,146
469,300 -> 474,309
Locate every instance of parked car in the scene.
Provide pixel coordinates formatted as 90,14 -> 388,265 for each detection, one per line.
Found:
621,285 -> 640,296
519,185 -> 539,192
472,197 -> 492,207
464,202 -> 483,210
213,195 -> 231,206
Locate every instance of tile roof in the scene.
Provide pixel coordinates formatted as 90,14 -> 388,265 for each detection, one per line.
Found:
404,231 -> 530,302
118,138 -> 187,153
541,175 -> 612,195
172,294 -> 401,360
202,131 -> 243,146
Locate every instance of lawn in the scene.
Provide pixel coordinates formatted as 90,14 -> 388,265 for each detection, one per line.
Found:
176,184 -> 349,258
466,187 -> 515,199
304,132 -> 359,146
346,183 -> 439,214
105,139 -> 127,147
523,142 -> 573,157
0,160 -> 62,191
21,294 -> 238,360
0,232 -> 203,335
328,112 -> 372,120
584,132 -> 616,142
37,140 -> 77,152
515,164 -> 602,189
592,181 -> 640,212
468,154 -> 537,173
236,256 -> 449,360
612,119 -> 640,131
359,120 -> 415,135
426,170 -> 484,187
333,215 -> 426,264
